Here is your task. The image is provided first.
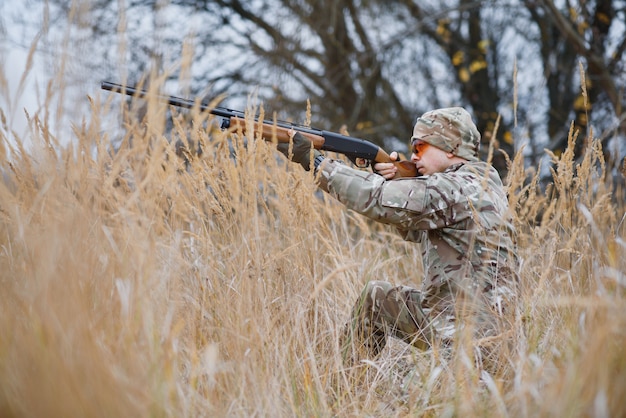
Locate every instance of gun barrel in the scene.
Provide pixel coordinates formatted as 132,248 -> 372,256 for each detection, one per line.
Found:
101,81 -> 184,106
101,81 -> 327,131
100,81 -> 240,119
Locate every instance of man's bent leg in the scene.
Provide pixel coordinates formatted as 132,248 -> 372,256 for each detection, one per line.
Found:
341,281 -> 435,366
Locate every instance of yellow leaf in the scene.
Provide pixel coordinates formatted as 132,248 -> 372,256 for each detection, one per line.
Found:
478,39 -> 490,54
573,95 -> 591,110
436,19 -> 449,36
596,12 -> 610,25
459,68 -> 470,83
452,51 -> 464,66
573,95 -> 584,109
469,59 -> 487,73
355,121 -> 372,131
503,131 -> 513,145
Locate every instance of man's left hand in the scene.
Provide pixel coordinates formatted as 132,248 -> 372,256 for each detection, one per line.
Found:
276,131 -> 322,172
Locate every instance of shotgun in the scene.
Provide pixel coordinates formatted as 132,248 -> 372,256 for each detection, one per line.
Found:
101,81 -> 417,177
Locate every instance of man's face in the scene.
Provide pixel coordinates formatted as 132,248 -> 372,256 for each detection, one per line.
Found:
410,139 -> 455,176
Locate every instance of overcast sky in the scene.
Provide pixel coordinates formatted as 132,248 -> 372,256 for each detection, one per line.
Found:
2,2 -> 43,142
1,0 -> 96,151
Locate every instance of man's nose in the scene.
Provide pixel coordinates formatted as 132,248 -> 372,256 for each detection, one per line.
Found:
411,153 -> 420,161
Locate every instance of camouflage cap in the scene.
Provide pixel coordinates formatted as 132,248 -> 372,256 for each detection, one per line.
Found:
411,107 -> 481,162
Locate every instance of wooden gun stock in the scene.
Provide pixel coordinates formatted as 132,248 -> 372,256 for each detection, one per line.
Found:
227,116 -> 325,148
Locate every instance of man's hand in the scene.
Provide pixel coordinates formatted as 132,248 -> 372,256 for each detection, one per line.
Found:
373,152 -> 400,180
276,130 -> 322,171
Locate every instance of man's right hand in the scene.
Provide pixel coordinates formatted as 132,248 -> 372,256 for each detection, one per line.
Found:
373,152 -> 400,179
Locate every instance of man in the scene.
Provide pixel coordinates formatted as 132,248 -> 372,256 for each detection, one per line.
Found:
277,107 -> 519,371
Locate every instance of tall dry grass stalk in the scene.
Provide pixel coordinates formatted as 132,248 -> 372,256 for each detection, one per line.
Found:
1,68 -> 625,417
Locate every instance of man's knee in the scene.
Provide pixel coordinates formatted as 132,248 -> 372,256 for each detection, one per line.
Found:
361,280 -> 393,294
341,281 -> 393,364
358,280 -> 392,305
349,280 -> 392,323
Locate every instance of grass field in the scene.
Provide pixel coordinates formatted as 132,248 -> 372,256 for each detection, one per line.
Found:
1,68 -> 625,417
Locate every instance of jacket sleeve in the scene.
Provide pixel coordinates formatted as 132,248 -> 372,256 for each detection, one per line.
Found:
317,159 -> 475,231
317,159 -> 425,227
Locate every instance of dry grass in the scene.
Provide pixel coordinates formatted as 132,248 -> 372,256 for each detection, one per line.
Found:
1,68 -> 625,418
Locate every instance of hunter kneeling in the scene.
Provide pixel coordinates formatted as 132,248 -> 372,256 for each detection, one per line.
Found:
276,107 -> 520,374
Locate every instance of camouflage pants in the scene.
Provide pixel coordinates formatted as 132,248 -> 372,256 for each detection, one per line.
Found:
340,280 -> 511,369
340,281 -> 440,365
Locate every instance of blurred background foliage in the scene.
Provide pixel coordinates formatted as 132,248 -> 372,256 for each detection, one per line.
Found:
8,0 -> 626,182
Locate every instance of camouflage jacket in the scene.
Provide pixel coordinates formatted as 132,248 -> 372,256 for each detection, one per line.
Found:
318,159 -> 519,311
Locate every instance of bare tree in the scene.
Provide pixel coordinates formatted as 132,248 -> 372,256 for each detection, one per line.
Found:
525,0 -> 626,167
171,0 -> 518,172
41,0 -> 626,180
178,0 -> 625,177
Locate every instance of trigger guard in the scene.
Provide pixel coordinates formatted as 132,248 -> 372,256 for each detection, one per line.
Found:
352,157 -> 370,168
